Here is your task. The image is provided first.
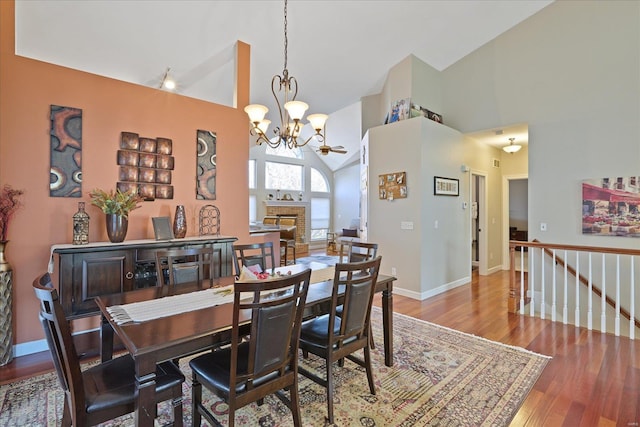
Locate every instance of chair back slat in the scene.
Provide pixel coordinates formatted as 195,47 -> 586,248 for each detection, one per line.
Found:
340,241 -> 378,263
233,242 -> 276,276
155,246 -> 214,287
33,273 -> 86,416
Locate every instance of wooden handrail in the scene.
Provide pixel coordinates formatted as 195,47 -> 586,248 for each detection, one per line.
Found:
508,240 -> 640,331
510,240 -> 640,256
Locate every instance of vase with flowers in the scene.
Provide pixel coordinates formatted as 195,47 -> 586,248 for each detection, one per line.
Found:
0,184 -> 24,366
89,188 -> 143,243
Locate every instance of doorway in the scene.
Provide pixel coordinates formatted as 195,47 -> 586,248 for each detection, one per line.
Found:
471,172 -> 488,275
502,174 -> 528,269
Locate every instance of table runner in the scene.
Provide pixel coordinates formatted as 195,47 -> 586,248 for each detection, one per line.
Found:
106,286 -> 235,325
106,266 -> 336,325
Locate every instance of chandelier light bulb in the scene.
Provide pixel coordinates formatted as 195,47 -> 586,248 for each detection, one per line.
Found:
257,119 -> 271,134
244,104 -> 269,123
307,113 -> 328,131
284,101 -> 309,121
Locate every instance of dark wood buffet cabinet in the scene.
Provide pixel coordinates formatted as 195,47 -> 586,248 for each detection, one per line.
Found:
51,236 -> 237,319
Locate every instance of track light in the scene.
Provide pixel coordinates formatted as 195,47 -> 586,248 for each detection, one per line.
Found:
160,67 -> 176,91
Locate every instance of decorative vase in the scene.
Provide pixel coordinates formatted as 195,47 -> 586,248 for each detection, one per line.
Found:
0,240 -> 13,366
72,202 -> 90,245
106,214 -> 128,243
173,205 -> 187,238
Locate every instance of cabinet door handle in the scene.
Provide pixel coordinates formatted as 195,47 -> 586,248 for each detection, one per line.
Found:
125,272 -> 134,280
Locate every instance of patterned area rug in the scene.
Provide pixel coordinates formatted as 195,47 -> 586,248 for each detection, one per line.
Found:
0,308 -> 549,426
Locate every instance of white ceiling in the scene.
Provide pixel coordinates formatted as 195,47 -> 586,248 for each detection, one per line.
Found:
15,0 -> 547,168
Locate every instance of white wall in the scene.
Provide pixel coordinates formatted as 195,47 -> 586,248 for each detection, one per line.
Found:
333,161 -> 361,232
368,117 -> 468,298
443,0 -> 640,250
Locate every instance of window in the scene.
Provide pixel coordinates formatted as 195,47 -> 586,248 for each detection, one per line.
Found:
310,198 -> 330,240
265,144 -> 303,159
265,161 -> 302,191
249,195 -> 257,222
248,159 -> 256,189
311,167 -> 329,192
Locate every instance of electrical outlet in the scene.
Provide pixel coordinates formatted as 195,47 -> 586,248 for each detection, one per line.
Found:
391,267 -> 397,276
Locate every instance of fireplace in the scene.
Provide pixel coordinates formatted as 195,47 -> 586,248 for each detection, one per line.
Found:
265,203 -> 308,254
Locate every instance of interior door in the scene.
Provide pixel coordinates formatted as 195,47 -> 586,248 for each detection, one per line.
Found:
471,172 -> 488,275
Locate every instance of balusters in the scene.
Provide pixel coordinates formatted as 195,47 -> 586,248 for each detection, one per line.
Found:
551,250 -> 557,322
587,252 -> 593,330
563,250 -> 568,324
601,253 -> 606,333
575,252 -> 580,328
630,256 -> 635,340
615,255 -> 621,336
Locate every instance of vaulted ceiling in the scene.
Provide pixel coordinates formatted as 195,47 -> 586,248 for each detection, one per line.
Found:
15,0 -> 549,169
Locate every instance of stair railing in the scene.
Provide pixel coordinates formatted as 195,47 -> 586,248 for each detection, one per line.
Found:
509,240 -> 640,339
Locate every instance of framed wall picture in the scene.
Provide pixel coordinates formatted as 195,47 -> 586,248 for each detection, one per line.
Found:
434,176 -> 459,196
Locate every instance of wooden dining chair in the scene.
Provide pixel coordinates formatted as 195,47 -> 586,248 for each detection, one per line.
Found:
232,241 -> 276,276
189,269 -> 312,427
32,273 -> 185,427
336,241 -> 379,348
297,256 -> 382,424
155,246 -> 214,287
279,216 -> 297,266
339,241 -> 378,263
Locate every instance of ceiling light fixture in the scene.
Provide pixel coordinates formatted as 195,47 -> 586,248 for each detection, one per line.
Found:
244,0 -> 327,150
160,67 -> 176,90
503,137 -> 522,153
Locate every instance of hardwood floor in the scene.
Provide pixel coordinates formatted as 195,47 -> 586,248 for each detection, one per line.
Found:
2,267 -> 638,426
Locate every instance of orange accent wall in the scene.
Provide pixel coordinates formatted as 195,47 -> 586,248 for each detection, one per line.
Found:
0,1 -> 265,347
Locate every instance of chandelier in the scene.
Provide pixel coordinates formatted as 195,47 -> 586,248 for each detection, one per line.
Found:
244,0 -> 327,149
503,137 -> 522,153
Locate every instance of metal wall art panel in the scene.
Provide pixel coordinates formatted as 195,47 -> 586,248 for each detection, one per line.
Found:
50,105 -> 83,197
117,132 -> 174,200
196,130 -> 216,200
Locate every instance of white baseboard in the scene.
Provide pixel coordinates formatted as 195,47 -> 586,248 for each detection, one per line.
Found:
394,276 -> 471,301
12,327 -> 101,358
14,338 -> 49,357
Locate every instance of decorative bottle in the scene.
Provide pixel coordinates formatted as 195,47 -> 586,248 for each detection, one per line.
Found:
173,205 -> 187,238
72,202 -> 90,245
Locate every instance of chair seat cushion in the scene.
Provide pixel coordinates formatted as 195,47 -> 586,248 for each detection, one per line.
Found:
83,356 -> 184,413
300,314 -> 340,343
189,342 -> 281,396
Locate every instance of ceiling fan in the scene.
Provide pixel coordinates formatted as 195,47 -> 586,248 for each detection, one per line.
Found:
316,144 -> 347,155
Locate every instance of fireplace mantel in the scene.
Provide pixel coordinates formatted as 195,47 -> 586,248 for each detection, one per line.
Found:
264,201 -> 309,207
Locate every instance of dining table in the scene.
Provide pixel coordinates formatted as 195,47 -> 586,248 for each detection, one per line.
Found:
95,261 -> 395,427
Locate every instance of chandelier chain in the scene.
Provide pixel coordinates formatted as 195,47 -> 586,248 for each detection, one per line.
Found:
244,0 -> 331,151
283,0 -> 288,72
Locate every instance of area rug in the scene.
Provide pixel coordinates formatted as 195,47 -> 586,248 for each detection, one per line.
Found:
0,308 -> 549,426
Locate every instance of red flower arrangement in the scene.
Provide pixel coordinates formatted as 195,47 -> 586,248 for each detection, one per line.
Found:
0,185 -> 24,241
